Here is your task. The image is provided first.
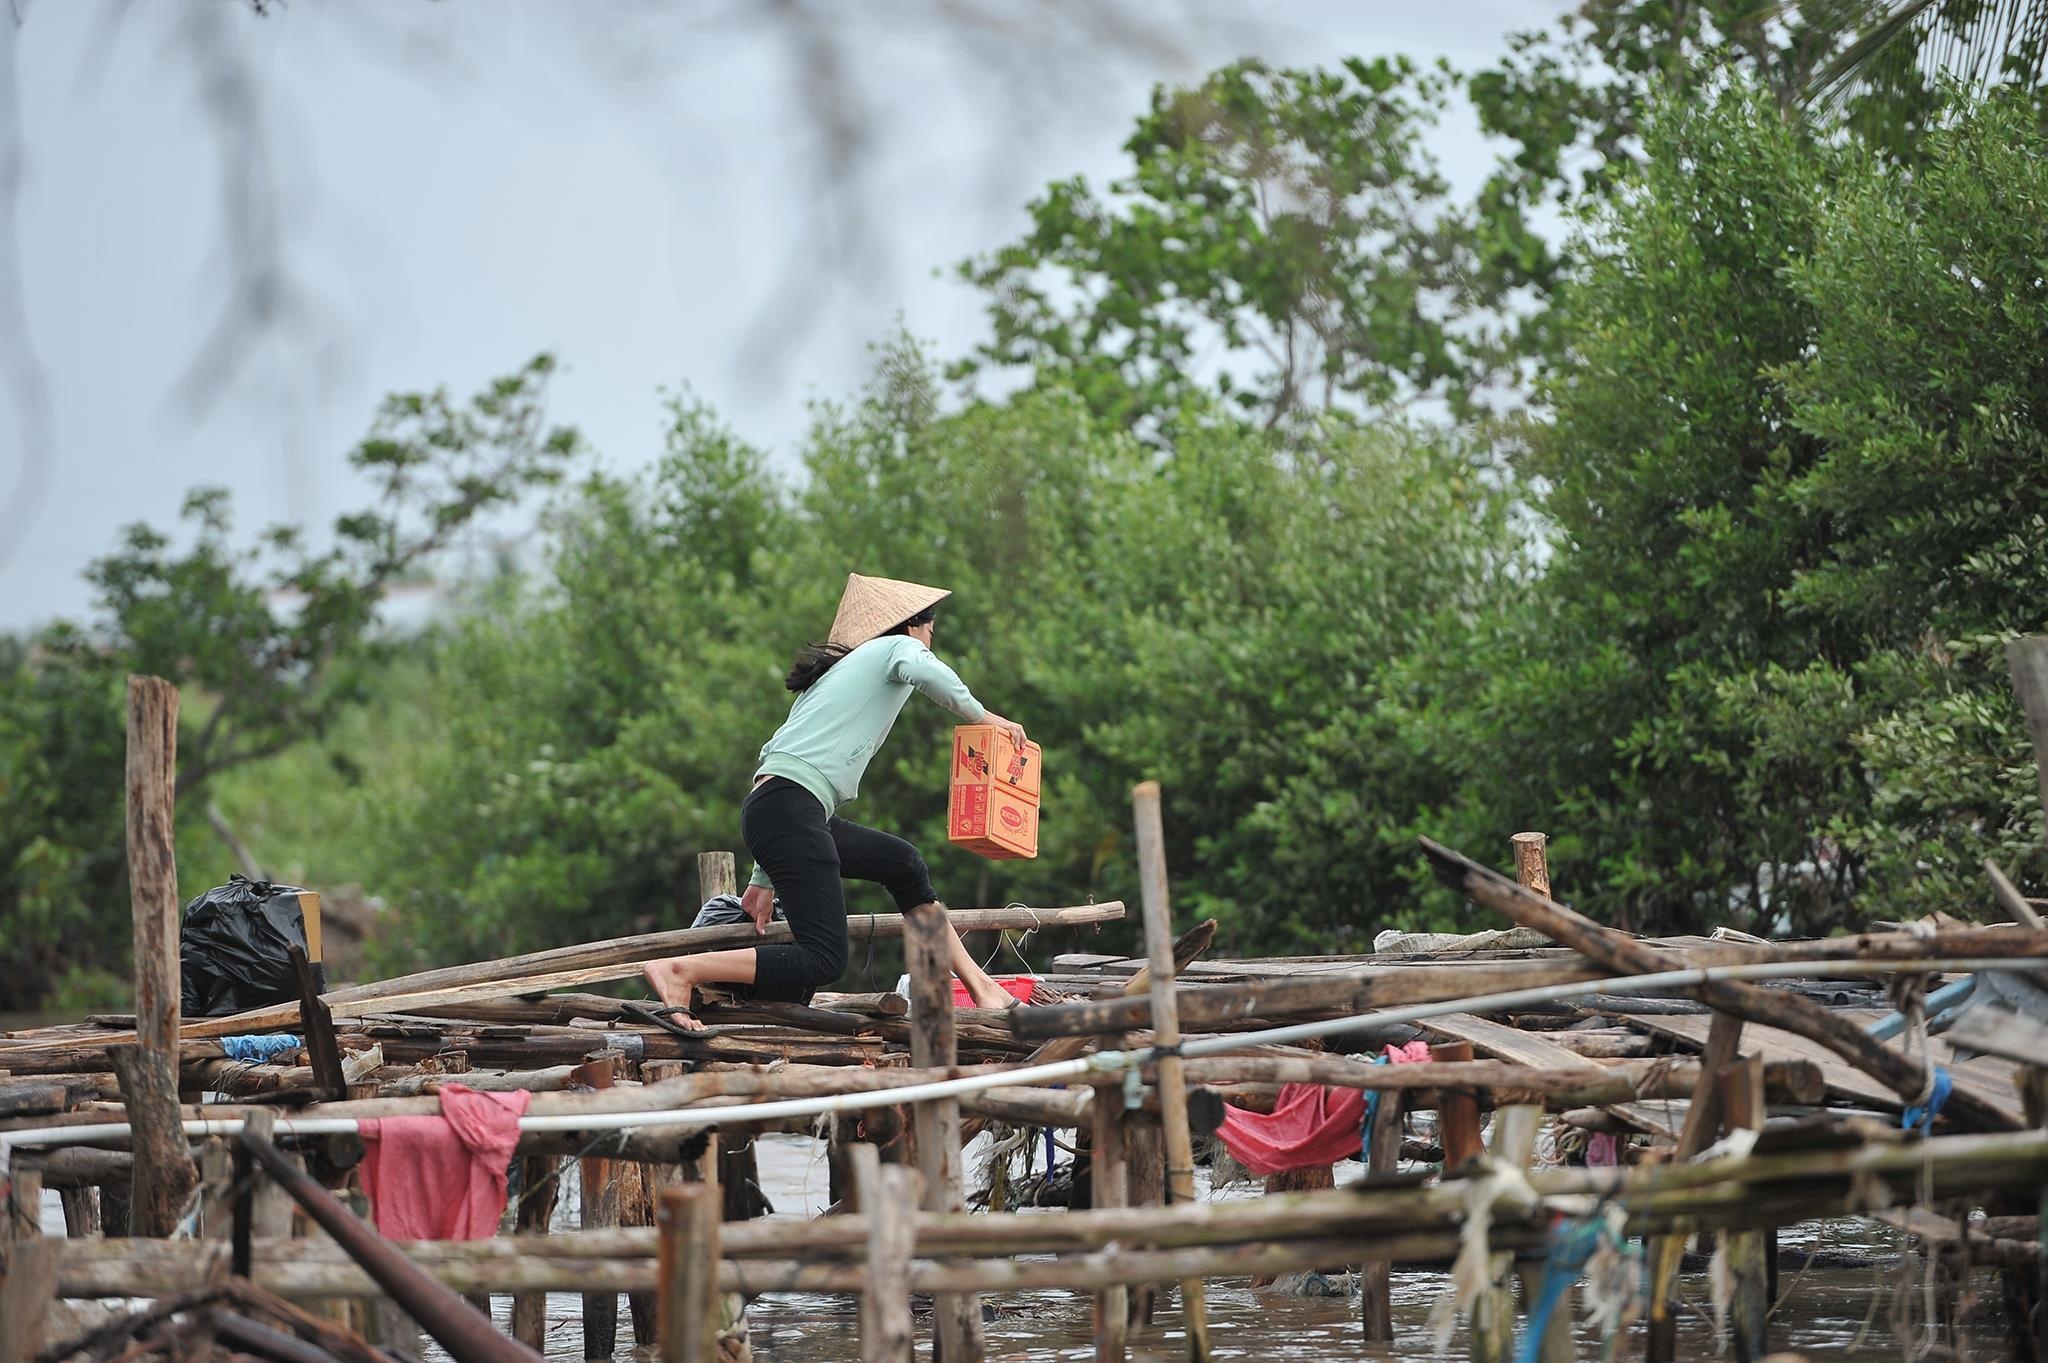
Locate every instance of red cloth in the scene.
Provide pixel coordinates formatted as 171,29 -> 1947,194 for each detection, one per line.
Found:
1214,1041 -> 1433,1176
358,1083 -> 531,1240
1217,1084 -> 1365,1176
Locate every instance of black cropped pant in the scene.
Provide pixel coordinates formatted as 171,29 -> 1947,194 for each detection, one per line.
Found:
741,776 -> 940,1002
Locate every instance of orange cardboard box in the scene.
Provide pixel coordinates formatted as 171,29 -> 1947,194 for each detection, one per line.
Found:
948,724 -> 1042,860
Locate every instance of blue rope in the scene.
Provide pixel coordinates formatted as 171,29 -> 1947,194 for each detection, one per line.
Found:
1902,1066 -> 1952,1131
1512,1213 -> 1615,1363
1357,1052 -> 1394,1165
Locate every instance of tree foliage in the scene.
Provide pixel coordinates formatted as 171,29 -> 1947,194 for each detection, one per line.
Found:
956,58 -> 1522,433
359,355 -> 1520,969
0,359 -> 579,1007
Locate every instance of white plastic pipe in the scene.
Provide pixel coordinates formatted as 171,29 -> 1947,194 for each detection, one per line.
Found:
5,955 -> 2040,1173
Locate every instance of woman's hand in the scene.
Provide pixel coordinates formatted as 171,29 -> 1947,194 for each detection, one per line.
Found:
983,711 -> 1028,749
741,884 -> 775,934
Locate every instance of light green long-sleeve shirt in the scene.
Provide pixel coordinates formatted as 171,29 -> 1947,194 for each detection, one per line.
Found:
747,635 -> 986,889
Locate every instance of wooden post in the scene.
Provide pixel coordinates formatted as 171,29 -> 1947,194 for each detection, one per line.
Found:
1358,1086 -> 1403,1342
1124,1124 -> 1165,1325
57,1185 -> 99,1239
108,1044 -> 195,1238
1091,1088 -> 1130,1363
700,851 -> 768,1232
1646,1011 -> 1744,1363
510,1156 -> 561,1350
0,1239 -> 59,1363
1718,1054 -> 1770,1362
699,851 -> 738,901
1430,1040 -> 1483,1169
1511,831 -> 1552,900
1131,781 -> 1210,1363
1471,1106 -> 1540,1363
198,1138 -> 233,1240
3,1165 -> 42,1242
2009,637 -> 2048,851
581,1057 -> 622,1362
853,1144 -> 918,1363
658,1184 -> 721,1363
124,675 -> 193,1237
904,899 -> 986,1363
581,1162 -> 618,1350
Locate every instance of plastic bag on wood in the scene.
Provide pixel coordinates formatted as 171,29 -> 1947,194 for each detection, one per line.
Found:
179,874 -> 318,1017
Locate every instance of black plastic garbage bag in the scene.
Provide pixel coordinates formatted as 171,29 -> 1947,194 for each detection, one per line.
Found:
690,892 -> 784,929
179,874 -> 317,1017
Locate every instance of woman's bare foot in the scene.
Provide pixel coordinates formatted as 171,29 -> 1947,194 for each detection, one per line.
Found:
641,959 -> 707,1030
960,974 -> 1018,1010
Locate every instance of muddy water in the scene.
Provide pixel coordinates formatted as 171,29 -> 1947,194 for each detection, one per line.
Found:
479,1133 -> 2006,1362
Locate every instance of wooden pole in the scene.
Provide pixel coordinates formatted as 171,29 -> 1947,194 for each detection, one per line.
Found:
698,851 -> 738,902
1091,1086 -> 1129,1363
1418,837 -> 1940,1105
1358,1086 -> 1402,1342
1430,1040 -> 1483,1169
1646,1011 -> 1744,1363
0,1239 -> 59,1363
580,1058 -> 622,1362
1471,1106 -> 1539,1363
1131,780 -> 1210,1363
658,1184 -> 720,1363
124,675 -> 193,1237
1718,1053 -> 1770,1362
904,899 -> 986,1363
510,1157 -> 560,1350
2008,637 -> 2048,853
852,1145 -> 917,1363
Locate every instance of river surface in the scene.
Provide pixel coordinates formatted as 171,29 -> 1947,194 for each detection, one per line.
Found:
449,1133 -> 2005,1362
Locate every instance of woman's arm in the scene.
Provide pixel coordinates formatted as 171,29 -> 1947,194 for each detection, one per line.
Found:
890,641 -> 1027,745
890,641 -> 986,721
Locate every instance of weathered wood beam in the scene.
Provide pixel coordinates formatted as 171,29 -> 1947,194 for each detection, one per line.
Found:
1417,837 -> 1933,1103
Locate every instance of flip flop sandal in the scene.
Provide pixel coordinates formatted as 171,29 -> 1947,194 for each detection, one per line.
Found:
622,999 -> 704,1040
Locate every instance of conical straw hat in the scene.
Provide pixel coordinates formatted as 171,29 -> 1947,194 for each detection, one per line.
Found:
827,573 -> 951,649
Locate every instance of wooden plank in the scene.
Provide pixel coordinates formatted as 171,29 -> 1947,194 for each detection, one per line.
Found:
39,903 -> 1125,1051
1623,1010 -> 2021,1124
1421,1013 -> 1605,1073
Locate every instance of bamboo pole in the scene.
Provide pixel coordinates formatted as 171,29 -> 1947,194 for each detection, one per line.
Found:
904,899 -> 985,1363
123,676 -> 193,1237
657,1184 -> 720,1363
852,1145 -> 916,1363
50,1125 -> 2048,1301
1131,780 -> 1210,1363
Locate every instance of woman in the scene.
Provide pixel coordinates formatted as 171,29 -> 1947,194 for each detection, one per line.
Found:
643,573 -> 1029,1027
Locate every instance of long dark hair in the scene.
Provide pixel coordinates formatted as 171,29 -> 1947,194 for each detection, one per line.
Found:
784,605 -> 938,692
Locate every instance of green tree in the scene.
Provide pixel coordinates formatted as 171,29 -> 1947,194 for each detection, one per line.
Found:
0,358 -> 580,1008
956,58 -> 1519,434
372,342 -> 1522,965
1409,84 -> 2048,935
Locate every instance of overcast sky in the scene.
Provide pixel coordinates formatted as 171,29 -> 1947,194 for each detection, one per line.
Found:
0,1 -> 1551,632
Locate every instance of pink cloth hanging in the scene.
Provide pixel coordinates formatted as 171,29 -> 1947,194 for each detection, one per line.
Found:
1215,1041 -> 1432,1176
358,1083 -> 531,1240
